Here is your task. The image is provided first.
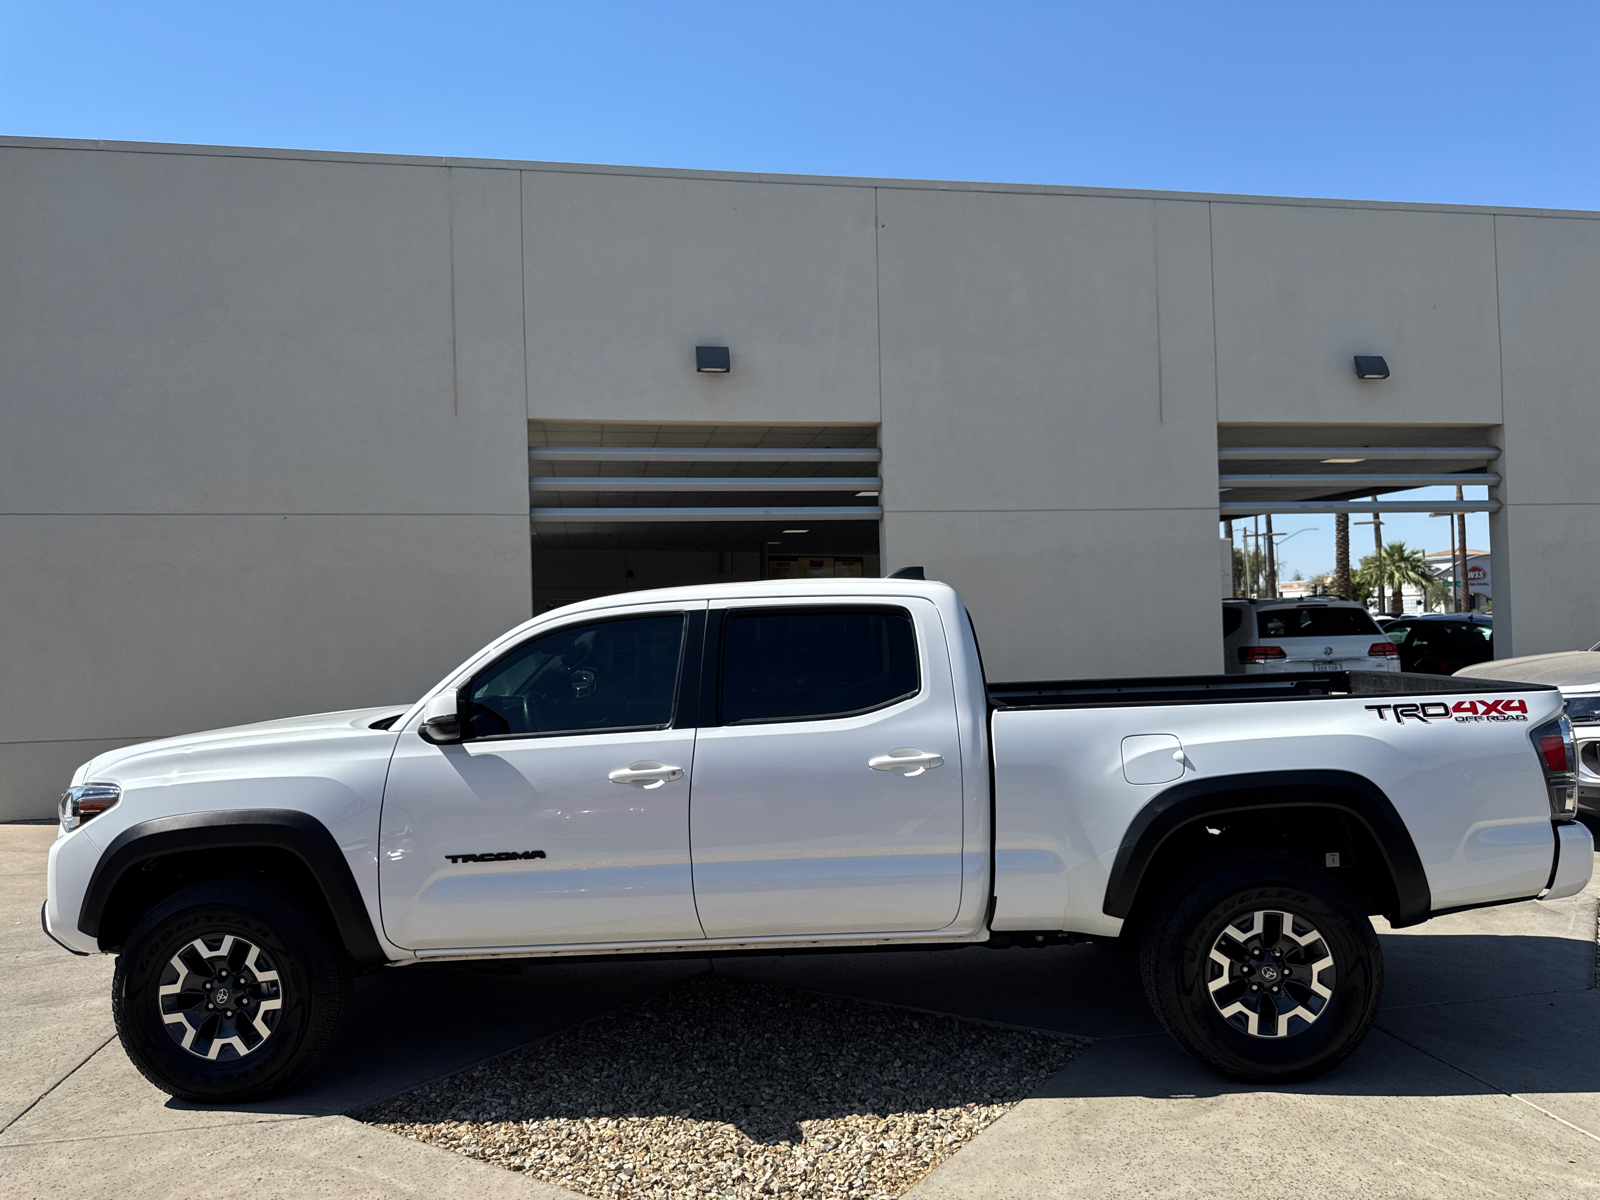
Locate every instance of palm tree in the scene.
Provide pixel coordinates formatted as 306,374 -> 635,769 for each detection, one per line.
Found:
1354,541 -> 1433,614
1334,512 -> 1351,600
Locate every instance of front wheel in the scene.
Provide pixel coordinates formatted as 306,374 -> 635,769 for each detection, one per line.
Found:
113,878 -> 353,1102
1140,856 -> 1383,1082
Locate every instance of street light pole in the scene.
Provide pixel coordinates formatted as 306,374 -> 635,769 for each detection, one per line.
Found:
1224,517 -> 1236,596
1265,513 -> 1277,598
1371,496 -> 1385,613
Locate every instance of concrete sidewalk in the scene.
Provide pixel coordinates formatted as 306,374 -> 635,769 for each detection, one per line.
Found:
902,877 -> 1600,1198
0,824 -> 671,1199
4,820 -> 1598,1199
721,858 -> 1600,1198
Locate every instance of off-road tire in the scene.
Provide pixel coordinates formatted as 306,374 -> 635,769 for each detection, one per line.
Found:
113,878 -> 353,1102
1140,854 -> 1383,1082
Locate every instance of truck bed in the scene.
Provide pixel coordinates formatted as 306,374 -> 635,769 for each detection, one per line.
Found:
988,670 -> 1557,710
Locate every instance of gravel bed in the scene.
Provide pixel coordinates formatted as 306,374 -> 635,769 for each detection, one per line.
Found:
358,972 -> 1086,1199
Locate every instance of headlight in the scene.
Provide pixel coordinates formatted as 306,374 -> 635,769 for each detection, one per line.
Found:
59,783 -> 120,831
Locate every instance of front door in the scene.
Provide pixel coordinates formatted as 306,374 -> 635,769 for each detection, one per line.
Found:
379,607 -> 706,950
688,599 -> 965,938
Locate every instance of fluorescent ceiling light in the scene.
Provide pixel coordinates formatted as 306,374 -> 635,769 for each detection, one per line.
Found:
1321,457 -> 1365,464
855,490 -> 879,497
782,528 -> 809,534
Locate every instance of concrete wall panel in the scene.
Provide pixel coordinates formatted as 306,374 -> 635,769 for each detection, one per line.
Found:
1495,215 -> 1600,507
883,508 -> 1223,681
878,189 -> 1217,513
521,172 -> 879,424
0,148 -> 527,515
1212,203 -> 1501,425
0,514 -> 531,817
1492,502 -> 1600,660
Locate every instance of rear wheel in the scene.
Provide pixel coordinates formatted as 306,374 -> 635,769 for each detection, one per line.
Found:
113,878 -> 352,1102
1140,855 -> 1383,1082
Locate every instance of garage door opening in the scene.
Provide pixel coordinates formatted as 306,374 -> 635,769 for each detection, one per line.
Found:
1217,422 -> 1500,620
529,421 -> 881,611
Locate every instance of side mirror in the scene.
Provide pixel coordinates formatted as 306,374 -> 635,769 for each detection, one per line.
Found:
417,691 -> 463,745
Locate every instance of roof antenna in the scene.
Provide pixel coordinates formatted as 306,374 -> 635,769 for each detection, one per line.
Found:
887,566 -> 926,580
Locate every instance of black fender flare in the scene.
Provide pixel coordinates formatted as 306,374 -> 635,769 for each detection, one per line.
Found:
78,809 -> 388,966
1101,769 -> 1432,927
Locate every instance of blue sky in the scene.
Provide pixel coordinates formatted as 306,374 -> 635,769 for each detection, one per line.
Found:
5,2 -> 1596,207
2,2 -> 1582,578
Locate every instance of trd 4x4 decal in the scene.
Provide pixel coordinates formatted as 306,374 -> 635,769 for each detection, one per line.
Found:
1366,698 -> 1528,725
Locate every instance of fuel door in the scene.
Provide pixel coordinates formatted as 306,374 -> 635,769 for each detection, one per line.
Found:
1121,733 -> 1185,785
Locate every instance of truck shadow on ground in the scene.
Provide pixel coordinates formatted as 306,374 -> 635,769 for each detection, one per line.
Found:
174,926 -> 1597,1123
350,973 -> 1087,1145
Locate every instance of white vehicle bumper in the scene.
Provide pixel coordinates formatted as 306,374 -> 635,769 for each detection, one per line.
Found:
1543,822 -> 1595,901
44,828 -> 102,956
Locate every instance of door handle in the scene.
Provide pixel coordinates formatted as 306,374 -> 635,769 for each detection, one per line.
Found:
868,748 -> 945,777
607,760 -> 684,789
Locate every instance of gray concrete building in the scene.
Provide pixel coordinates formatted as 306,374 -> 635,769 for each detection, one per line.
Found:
4,135 -> 1598,819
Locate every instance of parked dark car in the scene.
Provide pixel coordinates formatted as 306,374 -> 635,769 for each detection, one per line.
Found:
1381,613 -> 1494,674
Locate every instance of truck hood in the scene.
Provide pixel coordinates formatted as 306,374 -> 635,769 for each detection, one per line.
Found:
1456,651 -> 1600,689
76,706 -> 409,784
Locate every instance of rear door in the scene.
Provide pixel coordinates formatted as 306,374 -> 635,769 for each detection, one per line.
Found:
687,598 -> 965,938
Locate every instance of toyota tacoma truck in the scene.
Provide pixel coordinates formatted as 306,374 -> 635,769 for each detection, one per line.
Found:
42,579 -> 1593,1101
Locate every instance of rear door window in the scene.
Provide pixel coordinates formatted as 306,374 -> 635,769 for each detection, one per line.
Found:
1257,607 -> 1381,638
1222,607 -> 1244,637
719,607 -> 920,724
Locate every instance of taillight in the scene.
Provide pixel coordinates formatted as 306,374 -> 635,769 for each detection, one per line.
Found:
1529,714 -> 1578,824
1369,642 -> 1399,659
1239,646 -> 1287,664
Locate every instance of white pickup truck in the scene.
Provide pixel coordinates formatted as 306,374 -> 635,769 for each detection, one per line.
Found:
44,579 -> 1592,1102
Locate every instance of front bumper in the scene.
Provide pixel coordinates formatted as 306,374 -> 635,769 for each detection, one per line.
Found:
1544,821 -> 1595,901
43,827 -> 104,956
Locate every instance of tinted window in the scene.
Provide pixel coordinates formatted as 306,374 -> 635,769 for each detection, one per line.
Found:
1409,622 -> 1493,651
720,607 -> 919,724
1257,607 -> 1381,638
1566,695 -> 1600,724
1385,624 -> 1410,645
1222,607 -> 1244,637
466,614 -> 685,738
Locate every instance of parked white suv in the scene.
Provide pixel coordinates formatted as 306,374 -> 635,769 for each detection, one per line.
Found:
1224,598 -> 1401,675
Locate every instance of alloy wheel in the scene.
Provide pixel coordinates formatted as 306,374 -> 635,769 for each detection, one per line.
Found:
1206,909 -> 1335,1038
156,933 -> 285,1060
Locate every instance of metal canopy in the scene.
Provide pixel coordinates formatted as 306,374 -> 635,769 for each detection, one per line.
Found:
529,423 -> 884,548
1216,430 -> 1500,516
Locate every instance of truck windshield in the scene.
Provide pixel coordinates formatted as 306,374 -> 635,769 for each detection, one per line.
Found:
1257,607 -> 1380,638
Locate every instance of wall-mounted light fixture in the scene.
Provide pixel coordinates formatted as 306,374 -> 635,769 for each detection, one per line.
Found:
696,346 -> 731,373
1353,356 -> 1390,380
